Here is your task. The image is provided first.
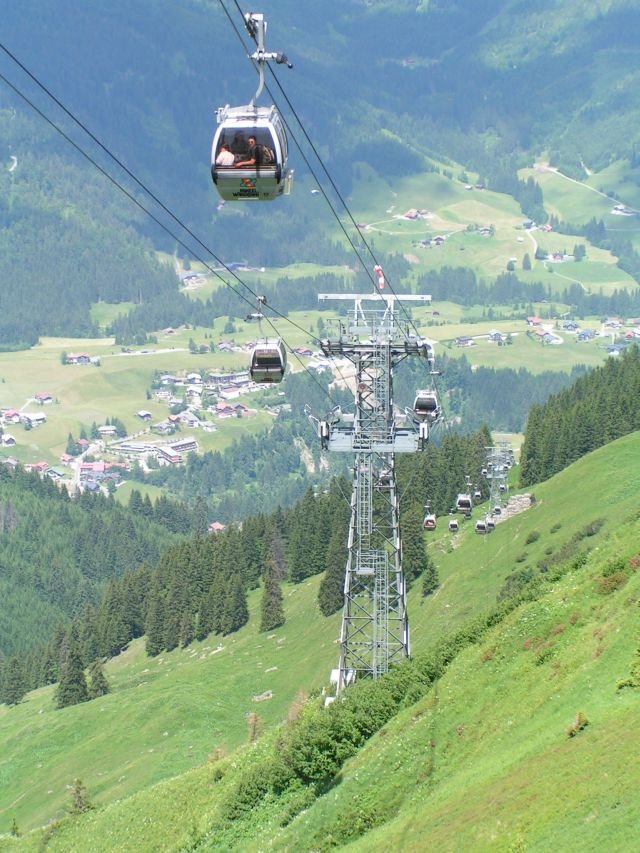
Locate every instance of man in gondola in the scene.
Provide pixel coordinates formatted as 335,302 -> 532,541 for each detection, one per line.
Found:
235,136 -> 258,168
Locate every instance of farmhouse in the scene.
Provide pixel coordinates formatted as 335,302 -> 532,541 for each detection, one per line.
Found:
22,412 -> 47,427
66,352 -> 92,365
34,392 -> 53,404
455,335 -> 474,347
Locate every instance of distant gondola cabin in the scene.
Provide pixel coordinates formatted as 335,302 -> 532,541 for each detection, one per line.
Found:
413,390 -> 440,422
455,493 -> 473,513
422,513 -> 437,531
249,339 -> 287,383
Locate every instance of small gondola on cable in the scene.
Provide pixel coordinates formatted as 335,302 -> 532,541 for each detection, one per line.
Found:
211,12 -> 293,201
248,296 -> 287,383
455,493 -> 473,514
249,338 -> 287,383
412,389 -> 441,423
422,505 -> 437,531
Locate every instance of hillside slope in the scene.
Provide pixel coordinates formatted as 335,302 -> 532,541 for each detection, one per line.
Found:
2,431 -> 639,848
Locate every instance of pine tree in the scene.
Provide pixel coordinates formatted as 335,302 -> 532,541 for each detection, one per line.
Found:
88,660 -> 110,699
56,636 -> 89,709
144,580 -> 165,657
259,559 -> 285,632
179,611 -> 195,648
69,779 -> 92,814
2,657 -> 27,706
401,505 -> 428,588
220,574 -> 249,636
421,551 -> 440,597
318,527 -> 347,616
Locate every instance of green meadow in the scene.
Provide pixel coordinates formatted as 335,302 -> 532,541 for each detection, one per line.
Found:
2,432 -> 640,848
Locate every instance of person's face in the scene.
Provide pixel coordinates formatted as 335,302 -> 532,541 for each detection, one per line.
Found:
249,137 -> 256,146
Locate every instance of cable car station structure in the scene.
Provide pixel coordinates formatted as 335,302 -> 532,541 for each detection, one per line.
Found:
311,287 -> 436,693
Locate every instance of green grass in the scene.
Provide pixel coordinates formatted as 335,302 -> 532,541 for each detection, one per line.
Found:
0,576 -> 340,836
3,433 -> 640,849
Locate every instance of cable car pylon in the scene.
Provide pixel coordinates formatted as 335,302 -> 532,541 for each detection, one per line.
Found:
308,271 -> 435,693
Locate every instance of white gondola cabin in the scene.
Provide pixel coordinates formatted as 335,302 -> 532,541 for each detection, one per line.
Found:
475,519 -> 487,534
455,493 -> 473,513
448,518 -> 459,532
413,390 -> 441,422
249,339 -> 287,383
211,104 -> 293,201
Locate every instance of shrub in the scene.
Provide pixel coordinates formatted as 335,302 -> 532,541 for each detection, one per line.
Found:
596,572 -> 628,595
525,530 -> 540,545
566,711 -> 589,738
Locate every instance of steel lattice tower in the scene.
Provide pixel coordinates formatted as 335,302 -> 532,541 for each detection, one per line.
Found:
314,289 -> 434,693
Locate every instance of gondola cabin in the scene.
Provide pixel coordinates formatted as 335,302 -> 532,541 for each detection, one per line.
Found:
448,518 -> 459,532
455,493 -> 473,513
475,519 -> 487,534
413,390 -> 440,422
249,338 -> 287,383
422,513 -> 437,531
487,518 -> 496,531
493,505 -> 502,516
211,105 -> 293,201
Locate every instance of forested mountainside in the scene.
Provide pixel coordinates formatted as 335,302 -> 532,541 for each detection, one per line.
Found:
0,465 -> 189,657
0,425 -> 493,706
2,1 -> 640,346
520,344 -> 640,485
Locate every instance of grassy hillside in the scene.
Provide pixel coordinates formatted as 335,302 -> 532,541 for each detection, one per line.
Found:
2,431 -> 640,847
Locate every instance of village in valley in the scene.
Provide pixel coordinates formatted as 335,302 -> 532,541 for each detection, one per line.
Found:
0,332 -> 330,506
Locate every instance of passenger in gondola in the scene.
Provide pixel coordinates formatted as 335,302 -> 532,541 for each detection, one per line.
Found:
231,133 -> 248,158
235,135 -> 258,168
215,144 -> 235,167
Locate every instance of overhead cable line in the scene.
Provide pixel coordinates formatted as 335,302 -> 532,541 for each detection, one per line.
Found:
0,48 -> 343,405
219,0 -> 443,417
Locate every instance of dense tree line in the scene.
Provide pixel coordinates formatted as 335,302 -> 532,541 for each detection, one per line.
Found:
0,481 -> 350,706
520,345 -> 640,486
0,465 -> 187,658
0,421 -> 494,707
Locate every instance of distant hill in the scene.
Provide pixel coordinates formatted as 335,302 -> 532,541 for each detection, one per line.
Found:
2,1 -> 640,345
